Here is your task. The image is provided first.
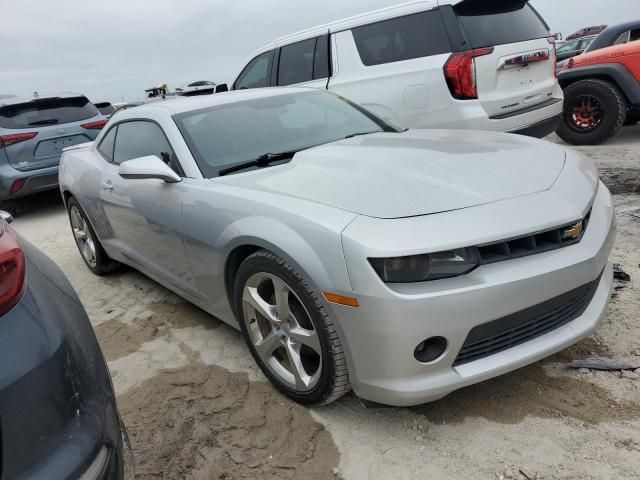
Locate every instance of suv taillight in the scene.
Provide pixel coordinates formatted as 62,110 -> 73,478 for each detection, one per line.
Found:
0,132 -> 38,149
548,36 -> 558,78
0,221 -> 26,316
444,48 -> 494,100
81,120 -> 107,130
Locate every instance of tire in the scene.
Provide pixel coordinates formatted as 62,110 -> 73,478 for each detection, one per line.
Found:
234,249 -> 350,405
67,197 -> 119,275
557,79 -> 628,145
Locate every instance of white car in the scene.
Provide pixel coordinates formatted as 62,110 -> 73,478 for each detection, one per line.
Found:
59,89 -> 615,407
175,81 -> 216,95
227,0 -> 563,137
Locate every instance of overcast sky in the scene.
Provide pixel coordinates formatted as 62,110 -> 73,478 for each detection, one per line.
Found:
1,0 -> 637,103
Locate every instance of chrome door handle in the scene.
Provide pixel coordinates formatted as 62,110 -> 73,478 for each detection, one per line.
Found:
101,181 -> 113,191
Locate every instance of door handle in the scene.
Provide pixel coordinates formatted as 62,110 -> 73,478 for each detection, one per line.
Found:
101,181 -> 114,191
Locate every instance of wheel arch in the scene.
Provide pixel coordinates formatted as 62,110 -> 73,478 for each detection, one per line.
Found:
61,189 -> 74,208
220,220 -> 352,318
558,63 -> 640,105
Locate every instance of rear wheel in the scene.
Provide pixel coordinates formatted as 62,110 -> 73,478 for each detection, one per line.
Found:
557,79 -> 627,145
234,250 -> 350,406
67,197 -> 119,275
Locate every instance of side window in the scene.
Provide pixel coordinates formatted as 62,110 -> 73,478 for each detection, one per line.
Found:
97,126 -> 117,161
314,34 -> 330,80
234,51 -> 274,90
630,28 -> 640,42
277,38 -> 316,86
113,121 -> 172,163
613,30 -> 630,45
352,10 -> 451,66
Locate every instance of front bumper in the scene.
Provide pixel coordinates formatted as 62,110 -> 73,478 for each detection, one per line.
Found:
0,239 -> 125,479
335,182 -> 615,407
0,162 -> 59,201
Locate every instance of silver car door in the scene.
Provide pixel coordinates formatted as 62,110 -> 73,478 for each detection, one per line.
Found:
99,120 -> 198,298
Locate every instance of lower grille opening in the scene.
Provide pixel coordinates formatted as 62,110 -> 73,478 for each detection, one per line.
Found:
453,271 -> 603,367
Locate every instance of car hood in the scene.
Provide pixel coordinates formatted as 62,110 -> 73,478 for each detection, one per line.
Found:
214,130 -> 566,219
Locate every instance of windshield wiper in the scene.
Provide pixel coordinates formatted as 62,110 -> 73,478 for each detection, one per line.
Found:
218,150 -> 299,176
344,130 -> 381,139
28,118 -> 59,126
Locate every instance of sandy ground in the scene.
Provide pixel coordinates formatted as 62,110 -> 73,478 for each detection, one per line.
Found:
10,124 -> 640,480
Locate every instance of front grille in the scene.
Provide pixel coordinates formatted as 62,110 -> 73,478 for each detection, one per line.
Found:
453,271 -> 603,367
476,210 -> 591,266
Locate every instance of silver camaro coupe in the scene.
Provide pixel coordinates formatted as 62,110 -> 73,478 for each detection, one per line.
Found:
59,88 -> 615,407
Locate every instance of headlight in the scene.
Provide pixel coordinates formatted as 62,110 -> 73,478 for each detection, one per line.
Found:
369,248 -> 479,283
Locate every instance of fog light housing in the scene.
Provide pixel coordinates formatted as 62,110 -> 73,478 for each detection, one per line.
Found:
414,337 -> 448,363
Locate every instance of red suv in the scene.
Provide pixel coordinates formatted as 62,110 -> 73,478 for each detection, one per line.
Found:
556,41 -> 640,144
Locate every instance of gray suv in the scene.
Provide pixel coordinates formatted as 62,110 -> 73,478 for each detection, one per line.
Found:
0,93 -> 106,204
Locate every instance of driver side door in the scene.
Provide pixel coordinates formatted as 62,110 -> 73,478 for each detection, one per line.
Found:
98,120 -> 197,298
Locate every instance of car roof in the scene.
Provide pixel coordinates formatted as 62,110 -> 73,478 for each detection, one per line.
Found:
116,87 -> 316,118
0,92 -> 87,108
588,19 -> 640,51
255,0 -> 457,52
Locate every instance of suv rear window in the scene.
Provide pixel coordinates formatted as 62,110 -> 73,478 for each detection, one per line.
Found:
454,0 -> 549,48
0,96 -> 99,129
352,10 -> 451,66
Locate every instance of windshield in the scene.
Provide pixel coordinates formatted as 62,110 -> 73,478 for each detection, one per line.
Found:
174,91 -> 400,177
557,40 -> 580,54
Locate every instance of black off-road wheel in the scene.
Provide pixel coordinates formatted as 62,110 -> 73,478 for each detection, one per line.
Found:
557,79 -> 628,145
67,197 -> 119,275
234,249 -> 350,406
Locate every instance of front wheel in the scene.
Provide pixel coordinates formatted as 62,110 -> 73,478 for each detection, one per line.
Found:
234,250 -> 350,406
556,79 -> 628,145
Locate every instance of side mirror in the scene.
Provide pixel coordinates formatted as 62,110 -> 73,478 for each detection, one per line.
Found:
215,84 -> 229,93
118,155 -> 182,183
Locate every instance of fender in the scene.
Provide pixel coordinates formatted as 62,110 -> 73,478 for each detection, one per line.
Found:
558,63 -> 640,106
180,188 -> 359,325
219,216 -> 352,296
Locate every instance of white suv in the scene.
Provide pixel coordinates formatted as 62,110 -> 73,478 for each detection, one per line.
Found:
228,0 -> 563,137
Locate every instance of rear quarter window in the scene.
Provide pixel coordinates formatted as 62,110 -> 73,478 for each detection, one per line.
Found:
352,10 -> 451,66
454,0 -> 550,48
0,96 -> 99,129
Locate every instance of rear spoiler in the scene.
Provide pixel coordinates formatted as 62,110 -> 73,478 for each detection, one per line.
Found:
62,141 -> 93,153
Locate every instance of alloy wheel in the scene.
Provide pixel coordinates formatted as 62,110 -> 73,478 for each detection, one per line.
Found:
69,205 -> 97,268
568,95 -> 604,132
242,272 -> 322,392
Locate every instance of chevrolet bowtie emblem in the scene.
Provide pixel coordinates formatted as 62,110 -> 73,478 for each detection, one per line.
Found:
562,222 -> 583,240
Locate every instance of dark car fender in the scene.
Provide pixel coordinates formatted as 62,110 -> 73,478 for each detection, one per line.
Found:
558,63 -> 640,106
